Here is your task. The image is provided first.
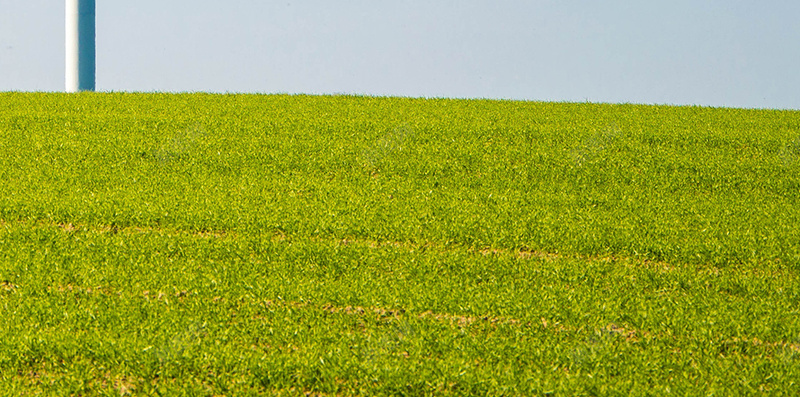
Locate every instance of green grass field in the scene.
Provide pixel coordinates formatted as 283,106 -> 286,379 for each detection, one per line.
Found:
1,92 -> 799,395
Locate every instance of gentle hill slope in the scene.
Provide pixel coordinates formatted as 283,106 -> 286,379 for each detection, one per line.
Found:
2,92 -> 799,266
1,93 -> 798,394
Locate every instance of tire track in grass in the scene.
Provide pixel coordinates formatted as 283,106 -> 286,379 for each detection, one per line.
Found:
8,217 -> 800,357
37,283 -> 800,359
21,217 -> 794,279
0,217 -> 688,272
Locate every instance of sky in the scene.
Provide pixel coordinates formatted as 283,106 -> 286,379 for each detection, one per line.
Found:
1,0 -> 799,110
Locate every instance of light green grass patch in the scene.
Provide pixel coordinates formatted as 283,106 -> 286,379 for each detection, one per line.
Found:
1,93 -> 799,394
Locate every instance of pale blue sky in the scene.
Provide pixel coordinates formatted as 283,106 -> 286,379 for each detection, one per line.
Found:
1,0 -> 798,109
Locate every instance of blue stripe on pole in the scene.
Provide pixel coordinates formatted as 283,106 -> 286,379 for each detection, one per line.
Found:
77,0 -> 95,91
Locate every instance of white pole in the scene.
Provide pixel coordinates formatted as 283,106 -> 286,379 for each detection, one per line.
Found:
66,0 -> 95,92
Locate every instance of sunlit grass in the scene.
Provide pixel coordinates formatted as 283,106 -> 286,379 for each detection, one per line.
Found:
1,92 -> 799,394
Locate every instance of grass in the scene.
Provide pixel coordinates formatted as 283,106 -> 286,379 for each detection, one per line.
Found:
1,92 -> 799,395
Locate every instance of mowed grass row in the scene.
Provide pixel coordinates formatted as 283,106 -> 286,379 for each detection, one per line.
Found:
1,92 -> 800,394
1,220 -> 799,395
1,92 -> 799,266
